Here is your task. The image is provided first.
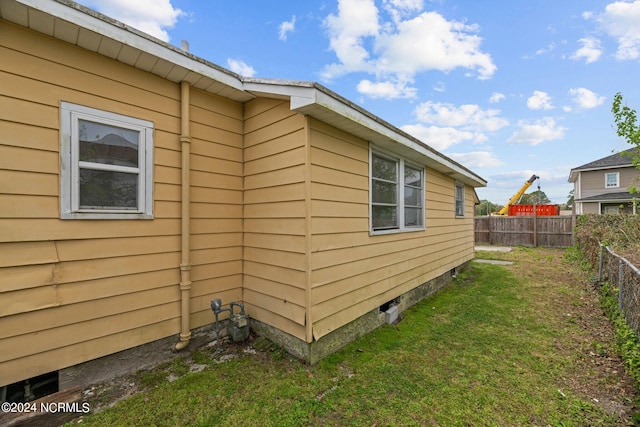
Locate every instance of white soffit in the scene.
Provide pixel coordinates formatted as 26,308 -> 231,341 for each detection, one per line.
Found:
1,0 -> 253,102
1,0 -> 486,187
244,79 -> 487,187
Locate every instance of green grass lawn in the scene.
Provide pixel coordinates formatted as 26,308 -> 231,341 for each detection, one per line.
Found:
70,248 -> 634,426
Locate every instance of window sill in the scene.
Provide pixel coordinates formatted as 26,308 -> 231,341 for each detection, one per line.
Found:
370,227 -> 425,236
61,212 -> 154,220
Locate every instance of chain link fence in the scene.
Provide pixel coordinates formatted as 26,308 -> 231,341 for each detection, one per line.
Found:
597,244 -> 640,333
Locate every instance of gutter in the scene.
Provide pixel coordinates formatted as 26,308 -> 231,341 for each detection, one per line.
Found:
243,79 -> 487,188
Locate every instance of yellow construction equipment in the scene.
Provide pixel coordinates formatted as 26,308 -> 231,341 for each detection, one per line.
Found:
496,174 -> 539,216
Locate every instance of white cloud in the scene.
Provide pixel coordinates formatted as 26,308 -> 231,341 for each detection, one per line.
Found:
568,87 -> 605,109
322,0 -> 496,93
402,101 -> 507,152
226,59 -> 257,77
599,0 -> 640,60
382,0 -> 424,23
279,16 -> 296,41
448,151 -> 504,168
489,92 -> 505,103
507,117 -> 566,145
535,42 -> 557,56
527,91 -> 554,110
323,0 -> 380,77
570,37 -> 602,63
78,0 -> 184,42
401,124 -> 476,150
414,101 -> 509,132
357,79 -> 417,99
374,12 -> 496,79
433,81 -> 446,93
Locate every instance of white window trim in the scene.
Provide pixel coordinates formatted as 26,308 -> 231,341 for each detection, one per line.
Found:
605,172 -> 620,189
60,102 -> 154,219
455,181 -> 465,217
369,146 -> 425,235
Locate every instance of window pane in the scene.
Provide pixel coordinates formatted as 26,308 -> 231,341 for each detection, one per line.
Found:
79,119 -> 139,167
404,166 -> 421,187
372,206 -> 398,229
79,169 -> 138,209
606,173 -> 617,187
404,186 -> 421,206
404,207 -> 423,227
373,180 -> 397,204
372,155 -> 397,181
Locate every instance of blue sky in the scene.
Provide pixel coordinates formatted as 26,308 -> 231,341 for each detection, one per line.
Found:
76,0 -> 640,205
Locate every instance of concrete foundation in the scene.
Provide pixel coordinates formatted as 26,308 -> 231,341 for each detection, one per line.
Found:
252,261 -> 469,364
58,261 -> 469,388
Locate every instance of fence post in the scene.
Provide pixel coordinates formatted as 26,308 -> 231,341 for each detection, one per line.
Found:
598,244 -> 604,285
533,204 -> 537,247
619,259 -> 625,312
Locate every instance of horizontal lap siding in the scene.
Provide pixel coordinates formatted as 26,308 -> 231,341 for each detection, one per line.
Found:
580,168 -> 638,199
188,88 -> 243,328
243,99 -> 308,340
0,22 -> 242,385
309,119 -> 475,340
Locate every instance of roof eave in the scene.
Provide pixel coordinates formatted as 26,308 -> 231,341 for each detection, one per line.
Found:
243,79 -> 487,188
4,0 -> 486,188
2,0 -> 254,102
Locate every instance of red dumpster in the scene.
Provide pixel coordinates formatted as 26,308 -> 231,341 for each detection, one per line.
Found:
508,204 -> 560,216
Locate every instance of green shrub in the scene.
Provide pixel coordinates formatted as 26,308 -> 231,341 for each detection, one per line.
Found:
574,214 -> 640,266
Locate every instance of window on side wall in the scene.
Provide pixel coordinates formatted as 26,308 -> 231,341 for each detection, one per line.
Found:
370,149 -> 425,233
60,102 -> 154,219
455,182 -> 465,217
605,172 -> 619,188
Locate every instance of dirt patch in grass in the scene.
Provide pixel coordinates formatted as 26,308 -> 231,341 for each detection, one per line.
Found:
77,336 -> 278,415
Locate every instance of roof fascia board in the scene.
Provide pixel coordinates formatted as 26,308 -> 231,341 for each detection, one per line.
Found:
242,79 -> 316,103
12,0 -> 485,187
305,87 -> 487,187
14,0 -> 245,92
243,79 -> 485,187
576,198 -> 633,203
572,164 -> 634,173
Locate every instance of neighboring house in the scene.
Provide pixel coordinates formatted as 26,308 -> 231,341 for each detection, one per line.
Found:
569,148 -> 639,214
0,0 -> 486,396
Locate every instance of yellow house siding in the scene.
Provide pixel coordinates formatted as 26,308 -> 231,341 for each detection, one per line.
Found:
0,8 -> 485,382
309,119 -> 475,340
187,87 -> 244,329
243,98 -> 308,340
0,22 -> 242,386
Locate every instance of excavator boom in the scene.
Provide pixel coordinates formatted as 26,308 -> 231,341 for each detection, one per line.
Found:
496,174 -> 539,216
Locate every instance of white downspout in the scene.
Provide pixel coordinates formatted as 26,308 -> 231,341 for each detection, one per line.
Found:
175,81 -> 192,351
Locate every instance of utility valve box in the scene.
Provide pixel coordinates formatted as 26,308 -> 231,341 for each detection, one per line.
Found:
210,299 -> 250,342
228,311 -> 250,342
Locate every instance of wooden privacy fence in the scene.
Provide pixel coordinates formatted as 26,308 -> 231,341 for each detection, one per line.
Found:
474,215 -> 575,247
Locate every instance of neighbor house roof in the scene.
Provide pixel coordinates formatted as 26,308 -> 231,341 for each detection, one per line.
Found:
574,191 -> 636,203
0,0 -> 487,188
569,148 -> 638,182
